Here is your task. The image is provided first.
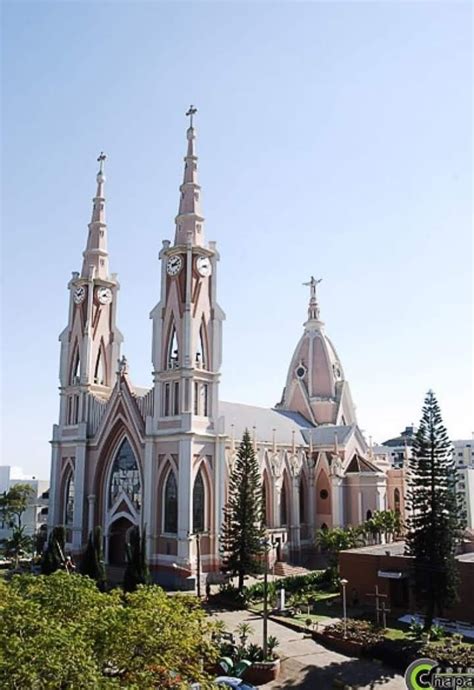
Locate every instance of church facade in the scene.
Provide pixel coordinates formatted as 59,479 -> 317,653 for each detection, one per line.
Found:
48,113 -> 405,585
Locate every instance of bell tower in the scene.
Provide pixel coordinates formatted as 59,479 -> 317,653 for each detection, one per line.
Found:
151,107 -> 224,434
58,153 -> 123,427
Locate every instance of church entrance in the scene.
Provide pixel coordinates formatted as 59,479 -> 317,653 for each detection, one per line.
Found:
108,516 -> 134,565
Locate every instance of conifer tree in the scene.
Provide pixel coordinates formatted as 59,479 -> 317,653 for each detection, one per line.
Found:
405,390 -> 465,630
80,525 -> 107,591
41,525 -> 66,575
220,429 -> 266,592
123,525 -> 150,592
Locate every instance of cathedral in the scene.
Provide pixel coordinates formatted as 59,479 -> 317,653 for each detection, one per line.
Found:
48,111 -> 405,586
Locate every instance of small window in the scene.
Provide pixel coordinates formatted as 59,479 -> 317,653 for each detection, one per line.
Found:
320,489 -> 328,500
202,383 -> 209,416
173,382 -> 179,416
167,326 -> 179,369
194,382 -> 199,415
164,383 -> 171,416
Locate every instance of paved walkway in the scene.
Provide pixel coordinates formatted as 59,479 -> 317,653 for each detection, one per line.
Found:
209,609 -> 406,690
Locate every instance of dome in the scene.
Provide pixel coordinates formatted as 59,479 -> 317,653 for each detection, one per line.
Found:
277,279 -> 357,427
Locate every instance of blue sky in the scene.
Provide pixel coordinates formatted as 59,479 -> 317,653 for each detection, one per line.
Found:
1,1 -> 472,478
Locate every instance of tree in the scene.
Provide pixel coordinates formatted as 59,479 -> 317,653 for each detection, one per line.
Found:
315,526 -> 363,574
41,526 -> 66,575
0,572 -> 219,688
123,525 -> 150,592
405,390 -> 465,630
80,525 -> 107,591
0,526 -> 32,568
0,484 -> 36,531
220,430 -> 266,592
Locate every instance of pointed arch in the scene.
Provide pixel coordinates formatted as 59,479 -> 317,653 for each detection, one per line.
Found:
192,469 -> 205,533
394,488 -> 401,514
262,468 -> 271,527
64,468 -> 75,526
299,474 -> 307,524
195,318 -> 209,370
166,322 -> 179,370
70,343 -> 80,385
94,340 -> 106,385
163,469 -> 178,534
108,438 -> 142,511
280,472 -> 290,526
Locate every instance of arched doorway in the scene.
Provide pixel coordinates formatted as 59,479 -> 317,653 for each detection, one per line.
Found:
108,516 -> 134,565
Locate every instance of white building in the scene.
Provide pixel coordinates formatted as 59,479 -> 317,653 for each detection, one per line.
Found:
0,466 -> 49,541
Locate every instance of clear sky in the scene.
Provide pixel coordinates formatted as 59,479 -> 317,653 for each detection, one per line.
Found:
1,1 -> 472,479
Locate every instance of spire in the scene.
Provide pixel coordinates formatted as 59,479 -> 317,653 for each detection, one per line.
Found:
81,152 -> 109,279
174,106 -> 205,246
302,276 -> 324,330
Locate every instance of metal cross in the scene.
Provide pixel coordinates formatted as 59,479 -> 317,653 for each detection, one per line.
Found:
97,151 -> 106,172
186,105 -> 198,127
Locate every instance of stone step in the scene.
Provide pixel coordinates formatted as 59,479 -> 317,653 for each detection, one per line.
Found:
273,561 -> 311,577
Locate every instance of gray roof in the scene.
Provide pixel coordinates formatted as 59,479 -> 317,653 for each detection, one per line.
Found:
340,542 -> 407,556
218,401 -> 358,450
218,401 -> 313,446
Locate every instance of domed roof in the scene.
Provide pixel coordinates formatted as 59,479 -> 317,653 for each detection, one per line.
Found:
277,278 -> 357,427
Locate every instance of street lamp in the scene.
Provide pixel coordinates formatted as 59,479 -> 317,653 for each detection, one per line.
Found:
260,536 -> 275,660
340,578 -> 348,639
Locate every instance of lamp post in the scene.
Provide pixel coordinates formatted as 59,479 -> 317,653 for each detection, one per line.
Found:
340,578 -> 348,639
261,536 -> 275,660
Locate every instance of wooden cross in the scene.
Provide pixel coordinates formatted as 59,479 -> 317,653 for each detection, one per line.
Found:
186,104 -> 197,127
366,585 -> 388,626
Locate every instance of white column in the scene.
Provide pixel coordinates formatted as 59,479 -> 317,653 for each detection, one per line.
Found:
177,437 -> 192,563
72,441 -> 86,550
143,438 -> 154,558
87,495 -> 96,533
291,476 -> 301,551
48,437 -> 60,530
331,476 -> 344,527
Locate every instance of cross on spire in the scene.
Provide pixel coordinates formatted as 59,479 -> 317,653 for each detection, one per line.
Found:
97,151 -> 106,173
186,105 -> 197,128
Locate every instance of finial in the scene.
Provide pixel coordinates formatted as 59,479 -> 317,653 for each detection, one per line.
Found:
97,151 -> 106,182
303,276 -> 322,321
186,104 -> 197,128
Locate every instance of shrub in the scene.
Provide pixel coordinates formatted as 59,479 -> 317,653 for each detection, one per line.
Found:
325,619 -> 384,646
211,583 -> 247,609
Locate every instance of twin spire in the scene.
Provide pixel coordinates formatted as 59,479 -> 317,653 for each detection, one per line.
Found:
81,107 -> 205,279
81,152 -> 109,279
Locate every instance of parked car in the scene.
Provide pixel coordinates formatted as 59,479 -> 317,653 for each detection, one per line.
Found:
215,677 -> 257,689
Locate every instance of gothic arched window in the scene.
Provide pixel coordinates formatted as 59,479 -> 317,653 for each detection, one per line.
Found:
366,509 -> 373,520
71,348 -> 80,385
94,348 -> 105,385
196,323 -> 207,369
109,439 -> 141,510
167,325 -> 179,369
192,470 -> 205,533
64,472 -> 74,525
299,478 -> 306,524
394,488 -> 401,514
164,471 -> 178,533
262,480 -> 267,526
280,484 -> 288,526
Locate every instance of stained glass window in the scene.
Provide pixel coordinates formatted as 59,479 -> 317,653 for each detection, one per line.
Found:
65,473 -> 74,525
109,439 -> 141,510
164,471 -> 178,533
193,470 -> 205,533
299,478 -> 306,523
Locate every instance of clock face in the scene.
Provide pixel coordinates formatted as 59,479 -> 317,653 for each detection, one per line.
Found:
73,285 -> 86,304
167,254 -> 183,276
96,287 -> 113,305
196,255 -> 212,277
